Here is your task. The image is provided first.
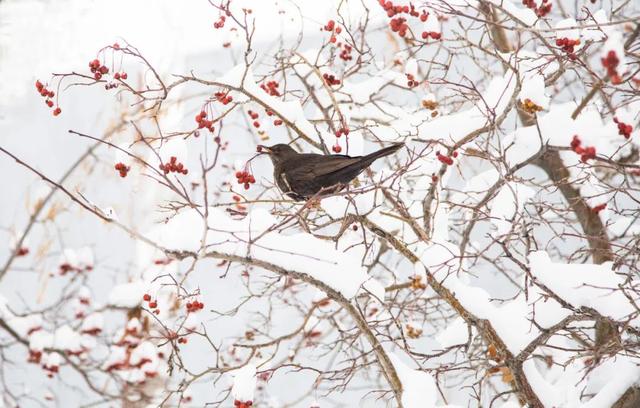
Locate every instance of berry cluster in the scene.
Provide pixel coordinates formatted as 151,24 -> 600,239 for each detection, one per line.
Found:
143,294 -> 160,314
88,58 -> 109,80
114,162 -> 130,178
613,117 -> 633,139
555,37 -> 579,59
570,135 -> 596,162
59,261 -> 92,276
335,127 -> 350,137
260,80 -> 281,96
196,110 -> 215,131
436,151 -> 455,165
323,73 -> 341,86
324,19 -> 337,32
214,15 -> 226,29
339,43 -> 353,61
113,72 -> 128,80
215,90 -> 234,105
406,73 -> 418,88
35,80 -> 61,116
379,1 -> 422,18
42,360 -> 60,378
421,31 -> 441,40
601,50 -> 622,84
378,1 -> 439,40
324,19 -> 343,43
186,300 -> 205,313
389,17 -> 409,37
159,156 -> 189,175
234,400 -> 253,408
235,170 -> 256,190
592,203 -> 607,214
28,349 -> 42,364
522,0 -> 552,17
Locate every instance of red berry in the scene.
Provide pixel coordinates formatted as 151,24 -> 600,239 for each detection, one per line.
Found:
121,72 -> 128,80
143,294 -> 151,302
332,145 -> 342,153
149,301 -> 157,309
53,107 -> 61,116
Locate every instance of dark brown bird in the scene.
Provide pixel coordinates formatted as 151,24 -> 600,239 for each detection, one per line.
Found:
258,143 -> 404,201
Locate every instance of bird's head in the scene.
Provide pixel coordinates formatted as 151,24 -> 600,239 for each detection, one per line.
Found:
257,144 -> 298,165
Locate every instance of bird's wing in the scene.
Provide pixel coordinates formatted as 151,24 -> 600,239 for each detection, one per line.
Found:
283,154 -> 364,196
293,154 -> 362,175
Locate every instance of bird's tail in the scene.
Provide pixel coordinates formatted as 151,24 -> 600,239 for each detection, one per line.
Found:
362,142 -> 404,163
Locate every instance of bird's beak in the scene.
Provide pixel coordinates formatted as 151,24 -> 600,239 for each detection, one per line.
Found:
257,145 -> 271,154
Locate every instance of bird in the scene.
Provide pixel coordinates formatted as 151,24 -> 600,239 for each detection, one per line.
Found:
258,142 -> 404,201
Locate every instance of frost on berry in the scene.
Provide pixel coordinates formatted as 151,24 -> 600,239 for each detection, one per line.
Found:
522,0 -> 552,17
570,135 -> 596,162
